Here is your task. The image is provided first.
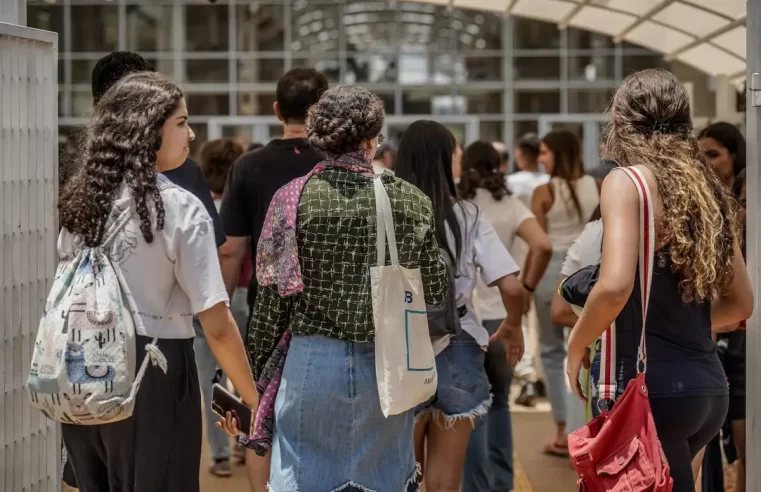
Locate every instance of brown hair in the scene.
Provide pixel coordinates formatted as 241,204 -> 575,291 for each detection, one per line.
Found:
542,130 -> 585,220
605,68 -> 740,303
458,140 -> 510,201
199,138 -> 245,195
306,85 -> 384,156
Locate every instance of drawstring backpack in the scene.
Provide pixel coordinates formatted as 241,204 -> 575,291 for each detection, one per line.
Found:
28,206 -> 172,425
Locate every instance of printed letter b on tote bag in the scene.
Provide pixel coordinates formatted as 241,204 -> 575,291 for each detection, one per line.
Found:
370,176 -> 437,418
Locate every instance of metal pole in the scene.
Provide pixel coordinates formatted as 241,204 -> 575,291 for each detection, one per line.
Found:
0,0 -> 26,25
746,0 -> 761,490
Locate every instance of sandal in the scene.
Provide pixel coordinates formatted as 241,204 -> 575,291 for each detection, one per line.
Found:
543,438 -> 570,458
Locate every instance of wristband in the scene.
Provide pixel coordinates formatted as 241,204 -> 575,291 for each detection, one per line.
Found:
522,282 -> 536,293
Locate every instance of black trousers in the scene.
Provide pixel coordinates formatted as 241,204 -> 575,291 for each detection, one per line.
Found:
650,394 -> 728,492
62,336 -> 201,492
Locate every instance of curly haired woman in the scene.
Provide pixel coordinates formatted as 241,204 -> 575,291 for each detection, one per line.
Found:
243,86 -> 447,491
566,68 -> 753,492
57,72 -> 258,491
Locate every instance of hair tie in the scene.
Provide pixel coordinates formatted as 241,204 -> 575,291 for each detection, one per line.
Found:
653,122 -> 671,134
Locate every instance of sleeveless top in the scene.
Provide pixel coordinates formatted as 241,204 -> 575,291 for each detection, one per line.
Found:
615,249 -> 728,399
545,175 -> 599,251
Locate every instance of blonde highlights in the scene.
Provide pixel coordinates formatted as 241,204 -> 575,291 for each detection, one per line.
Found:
604,69 -> 739,303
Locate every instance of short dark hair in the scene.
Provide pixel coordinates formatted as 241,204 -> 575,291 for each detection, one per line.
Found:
92,51 -> 156,103
516,133 -> 540,163
276,68 -> 329,124
199,138 -> 245,195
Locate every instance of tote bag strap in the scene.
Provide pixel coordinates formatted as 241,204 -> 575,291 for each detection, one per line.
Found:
373,175 -> 400,267
597,167 -> 655,407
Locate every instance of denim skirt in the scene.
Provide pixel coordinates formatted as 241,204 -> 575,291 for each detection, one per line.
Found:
269,335 -> 419,492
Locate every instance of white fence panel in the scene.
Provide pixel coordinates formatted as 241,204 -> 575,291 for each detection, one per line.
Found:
0,21 -> 59,492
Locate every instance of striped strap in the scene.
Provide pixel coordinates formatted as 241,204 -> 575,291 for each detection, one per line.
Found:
597,167 -> 656,405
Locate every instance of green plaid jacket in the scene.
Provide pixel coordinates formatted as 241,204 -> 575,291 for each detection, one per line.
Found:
247,167 -> 447,378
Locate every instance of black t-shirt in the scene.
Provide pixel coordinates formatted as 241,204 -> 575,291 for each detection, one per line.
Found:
163,158 -> 226,248
220,138 -> 322,305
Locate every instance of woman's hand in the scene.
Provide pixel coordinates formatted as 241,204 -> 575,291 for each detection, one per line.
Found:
566,331 -> 590,402
490,321 -> 524,368
216,411 -> 246,438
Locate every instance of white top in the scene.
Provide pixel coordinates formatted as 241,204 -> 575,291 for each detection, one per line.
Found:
560,219 -> 603,277
445,201 -> 520,349
506,170 -> 550,208
58,175 -> 229,339
545,175 -> 600,252
469,189 -> 534,321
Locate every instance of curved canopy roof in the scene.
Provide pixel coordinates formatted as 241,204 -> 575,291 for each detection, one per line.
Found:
411,0 -> 746,83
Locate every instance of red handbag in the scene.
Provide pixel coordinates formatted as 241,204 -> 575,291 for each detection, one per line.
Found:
568,167 -> 673,492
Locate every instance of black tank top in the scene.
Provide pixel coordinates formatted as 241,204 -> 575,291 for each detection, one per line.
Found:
615,251 -> 728,398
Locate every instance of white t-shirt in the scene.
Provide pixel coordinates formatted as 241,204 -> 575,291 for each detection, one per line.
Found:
445,201 -> 520,348
560,219 -> 603,277
507,170 -> 550,208
58,175 -> 229,339
469,189 -> 534,321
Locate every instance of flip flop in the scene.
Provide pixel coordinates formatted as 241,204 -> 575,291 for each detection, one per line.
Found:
543,438 -> 570,458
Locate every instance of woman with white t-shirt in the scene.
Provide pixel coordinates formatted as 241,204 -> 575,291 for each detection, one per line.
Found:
458,141 -> 552,492
57,72 -> 258,492
530,129 -> 599,458
395,121 -> 525,492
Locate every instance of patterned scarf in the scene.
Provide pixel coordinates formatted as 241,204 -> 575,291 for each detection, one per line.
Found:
240,151 -> 374,455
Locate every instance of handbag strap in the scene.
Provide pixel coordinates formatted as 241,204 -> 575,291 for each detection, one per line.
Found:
374,175 -> 400,267
597,166 -> 655,405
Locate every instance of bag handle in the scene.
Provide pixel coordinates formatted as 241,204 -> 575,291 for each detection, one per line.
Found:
597,166 -> 655,405
374,175 -> 399,267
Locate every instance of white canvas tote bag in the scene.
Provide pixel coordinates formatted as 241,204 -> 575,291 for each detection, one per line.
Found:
370,175 -> 438,417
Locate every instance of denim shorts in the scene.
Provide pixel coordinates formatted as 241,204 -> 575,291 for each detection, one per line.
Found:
416,330 -> 491,424
270,335 -> 419,492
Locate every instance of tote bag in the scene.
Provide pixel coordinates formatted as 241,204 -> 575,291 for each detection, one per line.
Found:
370,175 -> 438,417
568,167 -> 672,492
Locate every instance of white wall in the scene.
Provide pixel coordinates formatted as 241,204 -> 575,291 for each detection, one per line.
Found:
0,20 -> 60,492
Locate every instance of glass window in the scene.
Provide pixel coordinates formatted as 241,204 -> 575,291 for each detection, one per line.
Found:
70,6 -> 118,52
480,121 -> 504,143
464,90 -> 503,115
567,27 -> 614,50
515,120 -> 539,141
458,56 -> 503,82
237,58 -> 285,83
72,91 -> 93,117
189,124 -> 207,158
238,93 -> 276,116
514,56 -> 561,80
58,61 -> 64,85
186,94 -> 230,116
185,5 -> 229,52
343,2 -> 399,53
126,5 -> 173,52
345,54 -> 398,84
236,4 -> 286,52
398,51 -> 455,85
454,8 -> 502,52
402,88 -> 459,115
185,60 -> 230,83
513,18 -> 560,50
515,90 -> 561,114
568,55 -> 616,81
374,92 -> 396,115
292,57 -> 341,82
568,89 -> 615,113
72,60 -> 98,85
398,3 -> 452,54
622,55 -> 668,76
291,3 -> 340,53
58,91 -> 65,117
27,5 -> 64,39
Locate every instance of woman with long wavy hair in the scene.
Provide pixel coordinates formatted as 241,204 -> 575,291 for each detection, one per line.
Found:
566,68 -> 753,492
530,129 -> 599,457
58,72 -> 258,492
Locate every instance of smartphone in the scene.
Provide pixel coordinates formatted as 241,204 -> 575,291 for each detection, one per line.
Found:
211,383 -> 253,436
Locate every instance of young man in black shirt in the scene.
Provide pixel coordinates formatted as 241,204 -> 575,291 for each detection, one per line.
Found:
218,68 -> 327,491
90,52 -> 226,248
